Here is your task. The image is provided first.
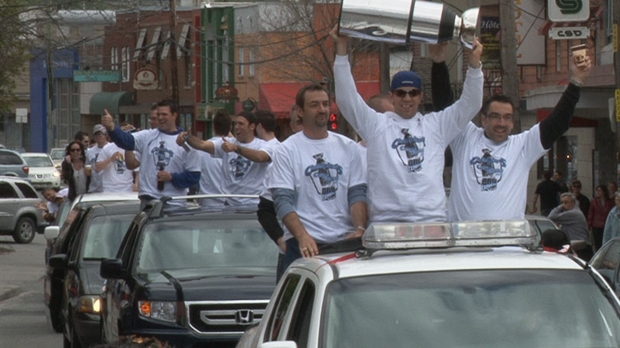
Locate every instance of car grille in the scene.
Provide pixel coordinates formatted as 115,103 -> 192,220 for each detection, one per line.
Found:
187,300 -> 269,335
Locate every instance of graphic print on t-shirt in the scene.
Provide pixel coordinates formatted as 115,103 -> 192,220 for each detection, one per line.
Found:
229,155 -> 251,180
304,153 -> 343,201
391,128 -> 425,173
151,141 -> 174,170
469,148 -> 506,191
114,153 -> 126,174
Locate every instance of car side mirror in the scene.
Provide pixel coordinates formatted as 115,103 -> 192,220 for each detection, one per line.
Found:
259,342 -> 298,348
48,254 -> 68,270
100,258 -> 123,279
44,226 -> 60,240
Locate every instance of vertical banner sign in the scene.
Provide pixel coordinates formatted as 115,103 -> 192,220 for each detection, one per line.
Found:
479,16 -> 502,69
548,0 -> 590,22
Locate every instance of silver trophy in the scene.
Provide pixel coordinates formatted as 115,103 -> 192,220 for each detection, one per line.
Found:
339,0 -> 480,48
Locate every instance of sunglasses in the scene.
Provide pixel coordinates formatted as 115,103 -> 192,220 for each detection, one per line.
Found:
70,148 -> 81,152
393,89 -> 421,98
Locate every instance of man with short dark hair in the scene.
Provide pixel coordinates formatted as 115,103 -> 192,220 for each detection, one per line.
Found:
102,99 -> 200,208
74,131 -> 90,149
149,104 -> 158,129
269,83 -> 367,270
571,180 -> 590,217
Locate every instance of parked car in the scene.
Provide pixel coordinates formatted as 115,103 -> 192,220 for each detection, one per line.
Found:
0,176 -> 46,243
43,192 -> 139,333
21,152 -> 61,189
49,147 -> 65,170
48,201 -> 141,348
590,237 -> 620,298
0,148 -> 29,180
237,220 -> 620,348
100,195 -> 278,348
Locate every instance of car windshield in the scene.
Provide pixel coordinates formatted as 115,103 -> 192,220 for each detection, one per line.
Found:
81,214 -> 134,260
136,219 -> 277,273
24,156 -> 54,167
322,269 -> 620,348
50,149 -> 64,160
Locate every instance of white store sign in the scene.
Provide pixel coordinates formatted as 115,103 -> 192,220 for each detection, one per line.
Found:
548,0 -> 590,22
549,26 -> 590,39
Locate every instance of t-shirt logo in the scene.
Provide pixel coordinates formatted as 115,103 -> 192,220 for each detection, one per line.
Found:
230,155 -> 251,180
151,141 -> 174,170
391,128 -> 425,172
304,153 -> 343,201
114,153 -> 126,174
469,148 -> 506,191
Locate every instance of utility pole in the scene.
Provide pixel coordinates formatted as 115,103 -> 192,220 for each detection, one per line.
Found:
169,0 -> 179,106
499,0 -> 521,133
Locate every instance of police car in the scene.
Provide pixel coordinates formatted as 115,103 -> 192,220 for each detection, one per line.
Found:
236,220 -> 620,348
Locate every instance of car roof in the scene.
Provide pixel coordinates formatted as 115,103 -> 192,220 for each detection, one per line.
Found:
21,152 -> 50,157
88,201 -> 141,216
0,176 -> 31,183
73,192 -> 139,204
296,247 -> 585,280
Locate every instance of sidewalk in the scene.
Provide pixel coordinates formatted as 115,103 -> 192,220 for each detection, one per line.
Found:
0,244 -> 22,302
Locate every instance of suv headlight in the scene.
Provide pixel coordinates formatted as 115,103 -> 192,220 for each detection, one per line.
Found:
76,296 -> 101,314
138,301 -> 177,322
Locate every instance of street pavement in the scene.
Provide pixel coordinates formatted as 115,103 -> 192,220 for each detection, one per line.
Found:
0,234 -> 45,302
0,242 -> 22,302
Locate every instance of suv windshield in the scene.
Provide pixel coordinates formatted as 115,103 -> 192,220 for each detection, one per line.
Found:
24,156 -> 54,167
82,214 -> 134,260
136,220 -> 277,274
50,149 -> 65,160
322,269 -> 620,348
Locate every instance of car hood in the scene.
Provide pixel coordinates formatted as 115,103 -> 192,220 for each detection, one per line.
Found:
28,167 -> 58,175
137,267 -> 276,301
80,262 -> 106,295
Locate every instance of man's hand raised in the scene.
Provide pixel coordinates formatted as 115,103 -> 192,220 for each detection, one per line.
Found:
101,109 -> 115,132
466,39 -> 483,69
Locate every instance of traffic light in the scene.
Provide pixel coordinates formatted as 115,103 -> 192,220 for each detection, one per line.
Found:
328,113 -> 338,131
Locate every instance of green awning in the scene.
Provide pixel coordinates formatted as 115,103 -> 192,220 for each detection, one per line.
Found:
89,91 -> 134,115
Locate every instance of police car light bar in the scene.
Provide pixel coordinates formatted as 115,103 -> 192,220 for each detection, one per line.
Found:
363,220 -> 537,250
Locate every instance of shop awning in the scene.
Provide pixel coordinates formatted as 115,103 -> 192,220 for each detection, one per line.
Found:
89,91 -> 134,115
259,82 -> 381,119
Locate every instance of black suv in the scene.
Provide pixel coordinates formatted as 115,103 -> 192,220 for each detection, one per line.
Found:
100,196 -> 278,347
48,201 -> 141,348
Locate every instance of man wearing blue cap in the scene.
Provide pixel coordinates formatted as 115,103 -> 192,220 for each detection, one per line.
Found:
331,28 -> 484,223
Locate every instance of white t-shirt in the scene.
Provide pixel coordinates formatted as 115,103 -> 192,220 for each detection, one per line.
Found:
448,123 -> 546,221
47,188 -> 68,214
132,129 -> 201,206
198,137 -> 225,208
333,55 -> 483,223
96,142 -> 134,193
213,137 -> 269,206
86,145 -> 105,193
258,137 -> 281,201
269,131 -> 366,244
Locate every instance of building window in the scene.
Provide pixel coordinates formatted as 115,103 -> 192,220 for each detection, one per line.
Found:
134,28 -> 147,61
147,27 -> 162,62
238,47 -> 244,77
56,78 -> 79,142
555,40 -> 561,72
111,47 -> 118,70
121,46 -> 130,82
249,49 -> 255,77
606,0 -> 614,44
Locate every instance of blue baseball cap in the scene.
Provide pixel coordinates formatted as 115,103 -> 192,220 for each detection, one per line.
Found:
391,70 -> 423,91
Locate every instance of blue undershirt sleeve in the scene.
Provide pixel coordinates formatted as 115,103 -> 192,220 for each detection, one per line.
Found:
347,183 -> 368,208
272,188 -> 297,220
108,126 -> 136,151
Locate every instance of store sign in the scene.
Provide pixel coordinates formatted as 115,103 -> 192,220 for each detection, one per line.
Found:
548,0 -> 589,22
15,108 -> 28,123
549,27 -> 590,39
133,68 -> 158,90
74,70 -> 120,82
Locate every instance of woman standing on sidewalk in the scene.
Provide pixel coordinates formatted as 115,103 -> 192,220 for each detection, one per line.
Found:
588,184 -> 614,251
61,141 -> 91,200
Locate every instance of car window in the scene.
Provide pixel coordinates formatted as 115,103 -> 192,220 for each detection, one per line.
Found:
50,150 -> 65,160
265,274 -> 301,342
0,151 -> 24,164
591,240 -> 620,286
0,182 -> 18,198
287,280 -> 316,347
321,270 -> 620,348
23,156 -> 54,167
81,215 -> 134,260
136,220 -> 277,272
15,182 -> 38,199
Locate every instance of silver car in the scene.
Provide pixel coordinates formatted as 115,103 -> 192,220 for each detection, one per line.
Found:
0,177 -> 45,243
21,153 -> 61,189
0,149 -> 29,180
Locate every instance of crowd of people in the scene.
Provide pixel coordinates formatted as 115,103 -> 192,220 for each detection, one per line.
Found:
41,28 -> 619,274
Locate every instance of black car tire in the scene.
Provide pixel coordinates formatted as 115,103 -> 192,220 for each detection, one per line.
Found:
13,216 -> 36,244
